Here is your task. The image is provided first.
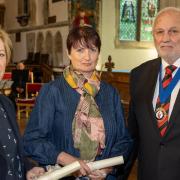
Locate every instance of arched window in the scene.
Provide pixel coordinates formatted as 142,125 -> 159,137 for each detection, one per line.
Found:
45,31 -> 53,65
36,32 -> 44,53
54,31 -> 63,67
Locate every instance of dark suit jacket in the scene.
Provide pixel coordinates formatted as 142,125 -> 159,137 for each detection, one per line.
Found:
128,58 -> 180,180
11,69 -> 29,94
0,94 -> 33,179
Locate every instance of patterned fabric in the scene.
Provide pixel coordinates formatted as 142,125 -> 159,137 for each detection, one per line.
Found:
63,66 -> 105,161
0,103 -> 23,179
156,65 -> 177,136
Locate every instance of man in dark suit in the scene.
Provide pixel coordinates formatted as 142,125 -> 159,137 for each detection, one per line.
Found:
9,62 -> 29,109
11,62 -> 29,98
127,7 -> 180,180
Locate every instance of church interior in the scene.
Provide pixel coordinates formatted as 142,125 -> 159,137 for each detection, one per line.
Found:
0,0 -> 179,179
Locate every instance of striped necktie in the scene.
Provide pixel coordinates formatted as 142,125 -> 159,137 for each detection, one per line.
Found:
156,65 -> 177,136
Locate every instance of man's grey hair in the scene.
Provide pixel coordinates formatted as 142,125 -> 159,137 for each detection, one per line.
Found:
152,7 -> 180,31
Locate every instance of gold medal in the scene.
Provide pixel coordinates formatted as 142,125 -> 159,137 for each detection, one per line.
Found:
155,107 -> 167,120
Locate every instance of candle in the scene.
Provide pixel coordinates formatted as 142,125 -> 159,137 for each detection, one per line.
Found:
31,71 -> 34,83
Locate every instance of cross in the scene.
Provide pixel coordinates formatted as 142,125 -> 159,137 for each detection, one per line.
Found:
105,55 -> 115,72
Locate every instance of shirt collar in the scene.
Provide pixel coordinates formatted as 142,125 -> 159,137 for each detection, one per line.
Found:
161,58 -> 180,70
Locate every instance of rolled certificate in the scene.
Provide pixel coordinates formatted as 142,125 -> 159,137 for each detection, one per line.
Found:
37,156 -> 124,180
87,156 -> 124,171
37,161 -> 81,180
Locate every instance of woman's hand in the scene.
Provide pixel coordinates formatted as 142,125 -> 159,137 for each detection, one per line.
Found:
26,167 -> 45,180
88,167 -> 113,180
57,152 -> 91,177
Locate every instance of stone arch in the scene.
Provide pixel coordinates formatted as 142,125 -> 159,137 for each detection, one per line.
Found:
45,31 -> 53,65
36,32 -> 44,53
26,32 -> 35,53
54,31 -> 63,67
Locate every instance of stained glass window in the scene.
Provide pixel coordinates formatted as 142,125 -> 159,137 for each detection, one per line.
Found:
119,0 -> 159,42
141,0 -> 158,41
120,0 -> 138,41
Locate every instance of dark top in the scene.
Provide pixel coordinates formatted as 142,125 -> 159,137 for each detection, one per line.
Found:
23,75 -> 133,179
0,103 -> 23,179
128,58 -> 180,180
0,94 -> 34,180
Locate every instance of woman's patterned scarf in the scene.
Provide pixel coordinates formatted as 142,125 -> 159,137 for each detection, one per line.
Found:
63,66 -> 105,161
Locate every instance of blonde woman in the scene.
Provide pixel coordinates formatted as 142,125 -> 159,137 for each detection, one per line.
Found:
0,29 -> 44,180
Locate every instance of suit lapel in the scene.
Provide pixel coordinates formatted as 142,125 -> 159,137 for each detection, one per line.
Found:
165,89 -> 180,135
146,59 -> 161,103
146,59 -> 162,136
